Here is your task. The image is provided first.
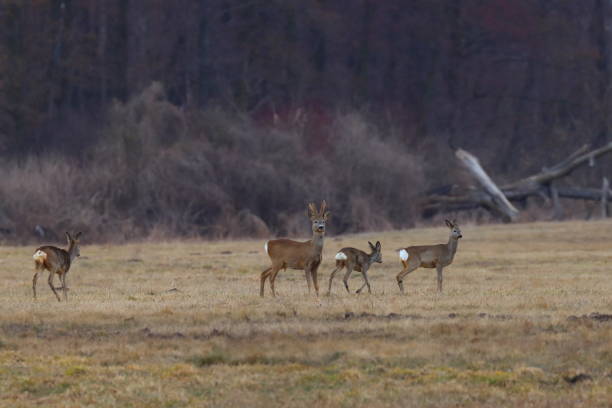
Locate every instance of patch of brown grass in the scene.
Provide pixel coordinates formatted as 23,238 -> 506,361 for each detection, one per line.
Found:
0,220 -> 611,406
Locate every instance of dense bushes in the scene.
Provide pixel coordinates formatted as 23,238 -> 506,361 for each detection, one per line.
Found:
0,83 -> 425,243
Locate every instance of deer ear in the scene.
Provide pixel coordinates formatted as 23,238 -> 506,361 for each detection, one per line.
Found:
376,241 -> 381,250
452,219 -> 458,226
445,219 -> 453,228
75,232 -> 82,240
368,241 -> 375,250
323,211 -> 330,221
65,232 -> 72,243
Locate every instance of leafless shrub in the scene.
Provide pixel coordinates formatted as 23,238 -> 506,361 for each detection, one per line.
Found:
276,210 -> 311,237
329,113 -> 425,232
211,209 -> 270,239
348,195 -> 394,232
0,84 -> 430,243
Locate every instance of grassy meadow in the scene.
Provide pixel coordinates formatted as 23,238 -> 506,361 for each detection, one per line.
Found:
0,220 -> 611,407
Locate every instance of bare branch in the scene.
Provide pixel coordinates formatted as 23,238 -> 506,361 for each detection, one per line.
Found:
503,141 -> 612,190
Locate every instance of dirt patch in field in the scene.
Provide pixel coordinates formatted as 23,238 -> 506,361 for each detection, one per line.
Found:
340,312 -> 522,321
2,311 -> 610,344
567,313 -> 612,322
342,312 -> 423,320
564,373 -> 593,384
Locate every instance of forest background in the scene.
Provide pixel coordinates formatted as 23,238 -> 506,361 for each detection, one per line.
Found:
2,0 -> 612,242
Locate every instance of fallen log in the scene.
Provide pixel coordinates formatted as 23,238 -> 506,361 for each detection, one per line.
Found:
502,142 -> 612,190
424,143 -> 612,221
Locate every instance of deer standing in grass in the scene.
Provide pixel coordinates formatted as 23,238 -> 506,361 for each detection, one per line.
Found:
32,231 -> 82,301
396,220 -> 462,293
327,241 -> 382,295
260,201 -> 329,297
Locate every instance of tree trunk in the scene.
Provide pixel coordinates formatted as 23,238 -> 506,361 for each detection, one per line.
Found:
455,149 -> 519,221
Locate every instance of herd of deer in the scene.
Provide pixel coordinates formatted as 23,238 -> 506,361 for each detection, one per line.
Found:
260,201 -> 462,297
30,201 -> 462,301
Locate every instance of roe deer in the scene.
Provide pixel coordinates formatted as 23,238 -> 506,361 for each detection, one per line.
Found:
260,201 -> 329,297
396,220 -> 462,293
32,231 -> 82,301
327,241 -> 382,295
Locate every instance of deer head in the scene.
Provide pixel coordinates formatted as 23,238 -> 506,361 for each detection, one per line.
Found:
308,200 -> 330,234
368,241 -> 383,263
66,231 -> 83,258
445,219 -> 462,239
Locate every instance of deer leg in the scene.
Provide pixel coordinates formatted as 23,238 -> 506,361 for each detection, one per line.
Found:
311,266 -> 320,296
260,267 -> 272,297
356,268 -> 372,294
436,265 -> 444,293
327,266 -> 341,295
342,263 -> 354,293
269,266 -> 282,297
397,259 -> 419,294
356,281 -> 367,294
48,272 -> 61,302
305,269 -> 313,294
61,273 -> 68,301
32,270 -> 40,299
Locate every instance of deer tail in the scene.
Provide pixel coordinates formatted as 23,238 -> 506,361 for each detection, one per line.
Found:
33,250 -> 47,263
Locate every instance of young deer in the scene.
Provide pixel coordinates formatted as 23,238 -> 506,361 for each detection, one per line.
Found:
260,201 -> 330,297
396,220 -> 462,293
327,241 -> 382,295
32,231 -> 82,301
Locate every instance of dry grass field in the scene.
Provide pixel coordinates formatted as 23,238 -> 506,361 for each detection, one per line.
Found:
0,220 -> 611,407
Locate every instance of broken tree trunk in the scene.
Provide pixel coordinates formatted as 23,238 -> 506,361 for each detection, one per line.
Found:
549,181 -> 563,220
424,142 -> 612,221
455,149 -> 519,221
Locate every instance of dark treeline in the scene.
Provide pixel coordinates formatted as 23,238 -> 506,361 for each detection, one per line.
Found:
1,0 -> 612,242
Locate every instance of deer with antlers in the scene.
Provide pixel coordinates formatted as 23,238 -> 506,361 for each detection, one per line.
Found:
32,231 -> 82,301
260,201 -> 329,297
327,241 -> 382,295
396,220 -> 462,293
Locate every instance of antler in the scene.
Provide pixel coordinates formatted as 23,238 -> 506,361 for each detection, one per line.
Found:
319,200 -> 327,217
308,202 -> 318,217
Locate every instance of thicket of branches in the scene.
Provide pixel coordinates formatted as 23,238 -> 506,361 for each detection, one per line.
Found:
0,84 -> 423,242
2,1 -> 612,242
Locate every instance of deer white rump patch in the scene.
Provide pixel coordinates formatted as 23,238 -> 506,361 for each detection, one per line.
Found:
399,249 -> 409,261
264,241 -> 269,255
33,250 -> 47,262
335,252 -> 348,261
